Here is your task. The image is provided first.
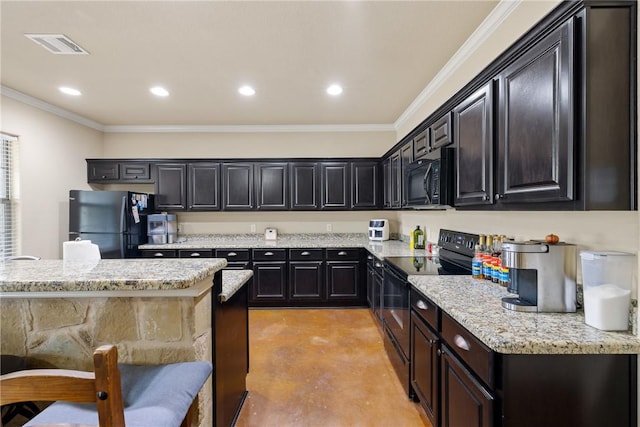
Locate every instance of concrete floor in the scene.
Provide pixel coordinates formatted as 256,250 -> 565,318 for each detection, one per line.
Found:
235,309 -> 431,427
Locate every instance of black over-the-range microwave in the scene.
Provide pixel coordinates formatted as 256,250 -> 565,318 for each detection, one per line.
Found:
405,147 -> 454,208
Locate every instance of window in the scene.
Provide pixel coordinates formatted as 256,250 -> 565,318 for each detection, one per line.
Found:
1,133 -> 18,259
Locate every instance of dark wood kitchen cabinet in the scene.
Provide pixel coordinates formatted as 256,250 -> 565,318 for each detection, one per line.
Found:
351,161 -> 379,209
87,160 -> 152,183
290,162 -> 320,210
321,162 -> 350,210
325,248 -> 364,304
496,19 -> 574,204
289,249 -> 324,302
155,163 -> 187,210
400,142 -> 413,207
390,151 -> 402,209
222,163 -> 254,210
188,162 -> 220,211
412,128 -> 429,160
366,253 -> 383,324
430,112 -> 453,150
382,158 -> 392,209
250,249 -> 287,305
256,162 -> 289,210
453,82 -> 494,206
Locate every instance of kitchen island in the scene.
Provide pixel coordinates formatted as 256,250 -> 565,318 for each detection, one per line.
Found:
0,258 -> 252,427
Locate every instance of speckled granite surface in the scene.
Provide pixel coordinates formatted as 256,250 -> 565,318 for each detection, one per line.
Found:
0,258 -> 227,292
409,275 -> 640,355
140,233 -> 426,259
220,269 -> 253,302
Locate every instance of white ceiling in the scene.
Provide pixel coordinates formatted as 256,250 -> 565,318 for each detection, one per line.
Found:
1,1 -> 499,128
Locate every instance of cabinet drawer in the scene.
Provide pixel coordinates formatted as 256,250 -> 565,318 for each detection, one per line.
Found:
289,249 -> 324,261
253,249 -> 287,261
411,289 -> 438,331
178,249 -> 213,258
121,162 -> 150,180
141,249 -> 177,258
441,312 -> 493,388
326,248 -> 360,261
216,249 -> 250,261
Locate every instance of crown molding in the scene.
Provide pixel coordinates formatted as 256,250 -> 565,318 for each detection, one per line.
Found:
1,85 -> 105,131
102,124 -> 395,133
394,0 -> 522,132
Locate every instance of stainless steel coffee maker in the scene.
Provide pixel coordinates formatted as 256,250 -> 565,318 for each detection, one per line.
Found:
501,241 -> 576,312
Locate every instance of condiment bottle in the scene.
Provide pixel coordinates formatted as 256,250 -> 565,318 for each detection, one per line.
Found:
483,235 -> 494,280
472,244 -> 483,279
413,225 -> 425,249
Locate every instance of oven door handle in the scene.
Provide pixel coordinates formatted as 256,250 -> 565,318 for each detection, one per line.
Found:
423,163 -> 433,204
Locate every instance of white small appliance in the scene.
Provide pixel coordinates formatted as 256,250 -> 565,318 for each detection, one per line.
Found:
368,219 -> 389,241
265,228 -> 278,240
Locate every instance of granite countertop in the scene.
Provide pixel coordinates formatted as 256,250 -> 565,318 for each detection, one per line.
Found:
140,233 -> 425,259
410,275 -> 640,355
220,269 -> 253,302
0,258 -> 227,293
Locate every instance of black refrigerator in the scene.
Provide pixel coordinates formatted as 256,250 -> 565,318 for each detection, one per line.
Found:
68,190 -> 155,259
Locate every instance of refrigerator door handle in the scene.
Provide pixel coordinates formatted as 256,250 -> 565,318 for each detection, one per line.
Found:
120,196 -> 127,234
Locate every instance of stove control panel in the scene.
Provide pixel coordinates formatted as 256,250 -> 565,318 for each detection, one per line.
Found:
438,229 -> 479,257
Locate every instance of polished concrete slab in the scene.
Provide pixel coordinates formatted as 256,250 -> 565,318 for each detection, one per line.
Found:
236,309 -> 431,427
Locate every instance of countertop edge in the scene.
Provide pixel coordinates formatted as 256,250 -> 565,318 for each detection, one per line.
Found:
220,270 -> 253,302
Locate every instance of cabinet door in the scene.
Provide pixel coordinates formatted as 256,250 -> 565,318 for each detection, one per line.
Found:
440,346 -> 493,427
411,312 -> 439,426
430,112 -> 453,149
251,262 -> 287,304
497,20 -> 574,204
326,261 -> 360,301
188,162 -> 220,211
453,82 -> 494,206
222,163 -> 254,210
382,158 -> 392,209
321,162 -> 350,209
413,128 -> 430,160
290,162 -> 320,210
289,261 -> 324,301
400,142 -> 413,207
256,162 -> 289,210
351,161 -> 379,209
390,152 -> 402,208
87,161 -> 119,182
121,162 -> 150,181
155,163 -> 187,211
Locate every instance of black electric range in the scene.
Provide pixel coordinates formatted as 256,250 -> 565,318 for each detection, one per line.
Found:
384,229 -> 480,278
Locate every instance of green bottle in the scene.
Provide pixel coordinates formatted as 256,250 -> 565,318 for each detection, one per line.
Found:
413,226 -> 425,249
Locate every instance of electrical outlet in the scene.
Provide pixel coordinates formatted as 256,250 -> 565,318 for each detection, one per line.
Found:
326,223 -> 332,232
250,224 -> 256,233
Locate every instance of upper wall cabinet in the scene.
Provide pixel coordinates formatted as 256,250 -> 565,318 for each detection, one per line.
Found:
87,160 -> 152,183
155,163 -> 187,210
413,128 -> 429,161
321,162 -> 350,210
290,162 -> 320,210
188,162 -> 220,211
496,20 -> 574,204
351,161 -> 379,209
430,112 -> 453,150
256,162 -> 289,210
222,163 -> 254,210
453,82 -> 494,206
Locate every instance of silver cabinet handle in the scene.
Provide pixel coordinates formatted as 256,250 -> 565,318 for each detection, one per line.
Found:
228,252 -> 237,257
338,251 -> 347,256
154,253 -> 164,257
190,253 -> 201,257
495,194 -> 503,201
416,300 -> 429,310
367,255 -> 374,260
264,252 -> 274,256
375,262 -> 383,268
301,251 -> 311,256
454,334 -> 471,351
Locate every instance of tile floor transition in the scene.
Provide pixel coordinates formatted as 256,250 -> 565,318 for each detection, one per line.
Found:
235,308 -> 431,427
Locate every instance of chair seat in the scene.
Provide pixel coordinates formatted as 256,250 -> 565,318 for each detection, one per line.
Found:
24,361 -> 212,427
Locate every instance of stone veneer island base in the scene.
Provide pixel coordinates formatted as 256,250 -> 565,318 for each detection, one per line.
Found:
0,259 -> 252,427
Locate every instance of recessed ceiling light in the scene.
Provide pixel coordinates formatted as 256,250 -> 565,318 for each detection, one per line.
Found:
150,86 -> 169,97
238,85 -> 256,96
326,84 -> 343,96
59,86 -> 82,96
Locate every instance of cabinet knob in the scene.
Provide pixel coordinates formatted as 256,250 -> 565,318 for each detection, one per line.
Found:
367,255 -> 374,260
483,194 -> 489,201
375,262 -> 383,268
338,251 -> 347,256
494,193 -> 503,201
416,300 -> 429,310
228,252 -> 237,257
437,348 -> 443,356
453,334 -> 471,351
301,251 -> 311,256
154,253 -> 164,257
101,175 -> 107,179
190,253 -> 201,257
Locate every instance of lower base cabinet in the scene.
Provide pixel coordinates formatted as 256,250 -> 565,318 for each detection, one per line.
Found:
410,312 -> 439,426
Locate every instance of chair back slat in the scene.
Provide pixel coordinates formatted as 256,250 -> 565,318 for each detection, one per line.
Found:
93,345 -> 125,427
0,370 -> 96,405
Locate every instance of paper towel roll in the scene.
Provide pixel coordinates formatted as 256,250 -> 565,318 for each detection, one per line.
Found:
63,240 -> 101,261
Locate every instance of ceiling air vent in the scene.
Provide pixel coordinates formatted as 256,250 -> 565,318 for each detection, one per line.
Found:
24,34 -> 89,55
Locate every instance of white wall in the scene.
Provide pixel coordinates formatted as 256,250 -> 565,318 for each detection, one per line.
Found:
1,95 -> 103,259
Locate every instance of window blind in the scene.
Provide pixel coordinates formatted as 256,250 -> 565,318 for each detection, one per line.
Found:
1,133 -> 19,259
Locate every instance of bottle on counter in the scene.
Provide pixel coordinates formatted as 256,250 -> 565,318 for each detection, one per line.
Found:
491,235 -> 502,284
483,235 -> 494,280
472,244 -> 483,279
413,226 -> 425,250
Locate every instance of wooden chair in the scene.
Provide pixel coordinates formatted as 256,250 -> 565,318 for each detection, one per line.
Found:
0,345 -> 212,427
